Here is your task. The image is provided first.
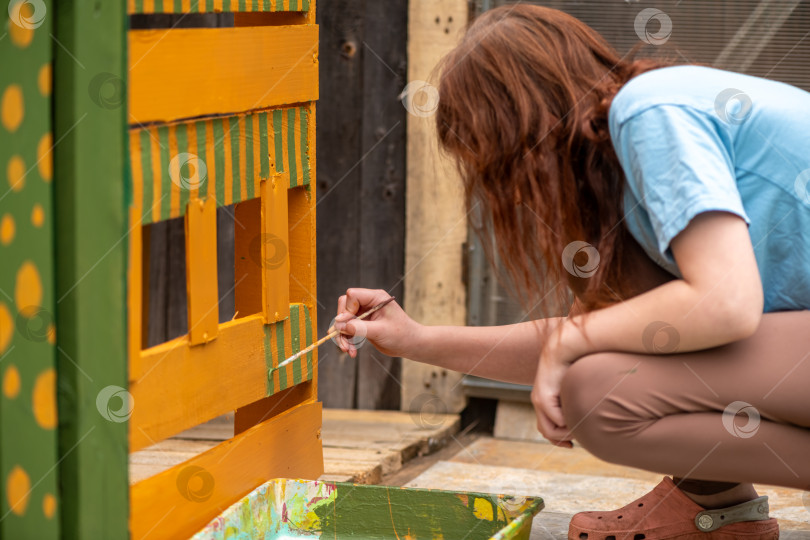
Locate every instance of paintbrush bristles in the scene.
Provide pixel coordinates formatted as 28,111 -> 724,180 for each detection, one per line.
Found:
275,296 -> 396,370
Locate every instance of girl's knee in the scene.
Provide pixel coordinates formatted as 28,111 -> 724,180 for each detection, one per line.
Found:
560,352 -> 618,427
560,352 -> 641,463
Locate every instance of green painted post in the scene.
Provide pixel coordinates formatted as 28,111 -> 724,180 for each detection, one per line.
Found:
0,0 -> 60,538
53,1 -> 129,538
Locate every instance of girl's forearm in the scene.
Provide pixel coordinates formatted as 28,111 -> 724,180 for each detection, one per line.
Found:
561,278 -> 761,361
409,318 -> 563,385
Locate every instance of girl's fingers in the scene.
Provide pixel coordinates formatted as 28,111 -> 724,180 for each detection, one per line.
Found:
345,288 -> 391,315
545,400 -> 568,430
535,405 -> 572,444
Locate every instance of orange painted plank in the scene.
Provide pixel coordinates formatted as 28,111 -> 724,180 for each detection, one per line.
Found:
185,198 -> 219,345
262,174 -> 290,323
128,207 -> 143,381
130,401 -> 323,540
129,315 -> 265,451
129,25 -> 319,124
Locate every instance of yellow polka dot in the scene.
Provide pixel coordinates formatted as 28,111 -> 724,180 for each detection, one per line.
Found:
38,64 -> 52,96
33,368 -> 57,429
37,133 -> 52,182
31,204 -> 44,228
6,466 -> 31,516
46,323 -> 56,345
42,493 -> 56,519
15,261 -> 42,311
1,214 -> 15,245
7,155 -> 26,192
3,365 -> 21,399
8,1 -> 34,49
1,85 -> 24,133
0,303 -> 12,353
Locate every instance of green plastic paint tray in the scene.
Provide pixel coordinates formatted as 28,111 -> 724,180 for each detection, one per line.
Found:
192,478 -> 544,539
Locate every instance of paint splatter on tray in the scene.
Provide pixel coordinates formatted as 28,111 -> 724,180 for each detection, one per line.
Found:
192,478 -> 543,540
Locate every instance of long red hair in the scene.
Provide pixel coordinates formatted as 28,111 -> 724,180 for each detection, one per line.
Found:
436,5 -> 668,313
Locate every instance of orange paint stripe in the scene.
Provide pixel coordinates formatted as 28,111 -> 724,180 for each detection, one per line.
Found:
268,320 -> 278,369
214,0 -> 223,10
130,129 -> 144,215
298,306 -> 308,381
168,125 -> 181,218
182,0 -> 191,11
223,122 -> 234,206
267,112 -> 276,172
149,127 -> 163,221
239,115 -> 248,202
203,120 -> 216,202
283,318 -> 293,383
281,109 -> 290,180
143,0 -> 155,12
187,121 -> 200,201
252,113 -> 261,193
293,108 -> 303,188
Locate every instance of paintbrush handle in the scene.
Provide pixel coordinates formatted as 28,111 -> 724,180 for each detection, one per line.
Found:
275,296 -> 396,369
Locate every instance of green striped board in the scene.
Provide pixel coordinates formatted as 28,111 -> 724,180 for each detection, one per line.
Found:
129,106 -> 311,224
264,303 -> 314,396
128,0 -> 311,15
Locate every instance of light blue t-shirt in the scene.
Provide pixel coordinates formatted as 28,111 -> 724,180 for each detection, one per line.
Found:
609,65 -> 810,312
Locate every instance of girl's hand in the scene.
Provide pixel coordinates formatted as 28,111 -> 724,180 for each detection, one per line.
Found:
530,319 -> 587,448
334,288 -> 421,358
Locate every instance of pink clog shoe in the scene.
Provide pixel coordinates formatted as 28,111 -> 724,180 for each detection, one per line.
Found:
568,476 -> 779,540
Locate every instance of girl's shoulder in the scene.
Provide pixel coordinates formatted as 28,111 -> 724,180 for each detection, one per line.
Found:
610,65 -> 810,129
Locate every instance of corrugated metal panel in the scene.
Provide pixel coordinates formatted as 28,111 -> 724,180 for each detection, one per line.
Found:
486,0 -> 810,91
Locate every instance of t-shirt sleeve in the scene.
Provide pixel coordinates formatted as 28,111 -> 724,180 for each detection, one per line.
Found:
612,104 -> 750,262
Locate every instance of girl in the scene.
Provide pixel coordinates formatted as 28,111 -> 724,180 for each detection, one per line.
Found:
333,5 -> 810,539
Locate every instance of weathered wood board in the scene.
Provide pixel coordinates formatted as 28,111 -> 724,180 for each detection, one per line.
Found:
401,0 -> 470,414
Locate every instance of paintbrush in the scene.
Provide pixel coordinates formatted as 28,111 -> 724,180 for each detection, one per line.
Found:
275,296 -> 396,370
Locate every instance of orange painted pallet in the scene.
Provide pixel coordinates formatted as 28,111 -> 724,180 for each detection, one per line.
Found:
124,2 -> 321,538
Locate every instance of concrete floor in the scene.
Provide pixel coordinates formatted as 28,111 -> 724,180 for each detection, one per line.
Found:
397,436 -> 810,540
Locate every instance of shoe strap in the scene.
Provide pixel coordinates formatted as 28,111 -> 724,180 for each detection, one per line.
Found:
694,496 -> 770,532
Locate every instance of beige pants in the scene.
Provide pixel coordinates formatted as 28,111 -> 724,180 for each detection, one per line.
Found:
560,241 -> 810,490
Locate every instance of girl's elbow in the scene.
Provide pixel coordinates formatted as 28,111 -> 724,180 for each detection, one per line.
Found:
718,287 -> 763,341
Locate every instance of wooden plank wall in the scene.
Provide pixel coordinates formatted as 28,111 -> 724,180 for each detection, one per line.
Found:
316,0 -> 408,409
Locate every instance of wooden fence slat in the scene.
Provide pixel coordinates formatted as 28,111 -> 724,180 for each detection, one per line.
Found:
315,0 -> 407,409
401,0 -> 469,414
262,174 -> 290,323
0,1 -> 60,537
128,25 -> 319,124
314,0 -> 364,408
53,0 -> 129,538
185,198 -> 219,344
356,0 -> 407,410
